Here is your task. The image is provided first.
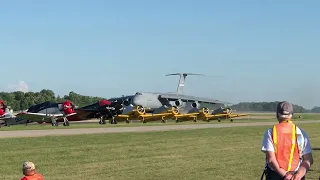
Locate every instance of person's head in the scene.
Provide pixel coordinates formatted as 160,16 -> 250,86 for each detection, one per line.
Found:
22,161 -> 36,176
276,101 -> 294,122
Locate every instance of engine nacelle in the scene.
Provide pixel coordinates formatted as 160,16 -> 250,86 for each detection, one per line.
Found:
123,99 -> 130,106
175,100 -> 183,107
191,102 -> 200,108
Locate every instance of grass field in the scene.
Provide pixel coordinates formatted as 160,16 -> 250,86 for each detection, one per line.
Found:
1,112 -> 319,131
1,122 -> 320,180
0,117 -> 316,131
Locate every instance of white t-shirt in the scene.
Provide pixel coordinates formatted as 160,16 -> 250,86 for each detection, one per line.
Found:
261,125 -> 312,171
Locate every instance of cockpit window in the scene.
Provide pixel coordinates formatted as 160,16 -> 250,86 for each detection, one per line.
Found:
135,92 -> 142,95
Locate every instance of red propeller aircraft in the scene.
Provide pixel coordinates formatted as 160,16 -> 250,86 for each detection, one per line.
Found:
13,99 -> 121,126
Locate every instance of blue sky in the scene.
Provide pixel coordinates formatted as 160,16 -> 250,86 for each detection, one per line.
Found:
0,0 -> 319,109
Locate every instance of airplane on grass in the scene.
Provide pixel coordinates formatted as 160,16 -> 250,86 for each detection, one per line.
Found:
0,100 -> 25,127
101,73 -> 248,124
101,103 -> 248,124
14,101 -> 78,126
3,99 -> 121,126
196,107 -> 249,122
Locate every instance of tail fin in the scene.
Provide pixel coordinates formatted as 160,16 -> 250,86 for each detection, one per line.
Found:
165,73 -> 205,94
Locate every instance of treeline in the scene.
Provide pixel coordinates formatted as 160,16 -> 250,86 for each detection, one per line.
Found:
230,102 -> 320,113
0,89 -> 104,111
1,89 -> 320,113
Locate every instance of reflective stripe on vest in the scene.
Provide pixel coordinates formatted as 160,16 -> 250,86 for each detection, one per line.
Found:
272,122 -> 300,171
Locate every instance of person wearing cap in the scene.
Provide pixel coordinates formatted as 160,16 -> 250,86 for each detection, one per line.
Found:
21,161 -> 44,180
261,101 -> 313,180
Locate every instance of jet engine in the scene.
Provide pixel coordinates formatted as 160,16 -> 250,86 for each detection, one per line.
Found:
123,99 -> 130,106
191,102 -> 200,108
175,100 -> 183,107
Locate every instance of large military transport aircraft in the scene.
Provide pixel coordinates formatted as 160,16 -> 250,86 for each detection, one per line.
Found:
108,73 -> 228,113
105,73 -> 248,123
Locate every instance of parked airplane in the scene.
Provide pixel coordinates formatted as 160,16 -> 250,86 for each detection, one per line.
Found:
13,101 -> 78,126
108,73 -> 226,112
12,99 -> 121,126
105,73 -> 246,123
0,100 -> 22,127
197,107 -> 248,122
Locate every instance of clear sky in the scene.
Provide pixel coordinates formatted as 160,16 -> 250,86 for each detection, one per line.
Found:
0,0 -> 319,109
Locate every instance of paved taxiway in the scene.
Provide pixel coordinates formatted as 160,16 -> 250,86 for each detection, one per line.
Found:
1,120 -> 320,138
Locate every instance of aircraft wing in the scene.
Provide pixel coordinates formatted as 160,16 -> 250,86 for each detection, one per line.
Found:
160,94 -> 230,105
15,112 -> 65,123
200,113 -> 249,121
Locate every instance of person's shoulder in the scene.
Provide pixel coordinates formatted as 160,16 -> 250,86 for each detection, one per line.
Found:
262,127 -> 273,139
296,126 -> 309,136
264,127 -> 273,134
21,177 -> 28,180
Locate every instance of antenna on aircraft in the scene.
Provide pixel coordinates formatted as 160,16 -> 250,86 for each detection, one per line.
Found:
165,73 -> 205,94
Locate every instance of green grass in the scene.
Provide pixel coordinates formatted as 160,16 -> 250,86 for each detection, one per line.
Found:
246,112 -> 320,119
0,118 -> 311,131
0,123 -> 320,180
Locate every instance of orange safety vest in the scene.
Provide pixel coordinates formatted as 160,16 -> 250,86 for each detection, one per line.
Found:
272,121 -> 301,171
21,174 -> 44,180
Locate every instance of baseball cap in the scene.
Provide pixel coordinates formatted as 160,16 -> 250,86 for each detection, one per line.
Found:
22,162 -> 35,171
276,101 -> 294,115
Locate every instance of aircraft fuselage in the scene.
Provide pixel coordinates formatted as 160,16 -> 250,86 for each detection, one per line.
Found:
109,92 -> 226,114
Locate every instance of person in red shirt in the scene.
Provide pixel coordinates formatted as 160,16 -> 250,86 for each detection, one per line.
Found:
61,100 -> 75,126
62,100 -> 74,115
21,161 -> 44,180
0,100 -> 6,117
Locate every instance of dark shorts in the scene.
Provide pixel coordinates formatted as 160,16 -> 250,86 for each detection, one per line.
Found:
263,167 -> 305,180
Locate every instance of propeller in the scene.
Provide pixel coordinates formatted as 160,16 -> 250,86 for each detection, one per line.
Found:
202,107 -> 210,115
171,106 -> 179,115
136,105 -> 145,115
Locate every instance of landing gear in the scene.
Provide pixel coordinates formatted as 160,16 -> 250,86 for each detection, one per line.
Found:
230,119 -> 233,122
25,120 -> 31,126
63,121 -> 69,126
99,116 -> 106,124
193,117 -> 197,122
109,116 -> 117,124
218,118 -> 221,122
63,117 -> 70,126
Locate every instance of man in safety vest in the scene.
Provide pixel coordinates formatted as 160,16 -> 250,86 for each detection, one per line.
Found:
21,161 -> 44,180
261,101 -> 313,180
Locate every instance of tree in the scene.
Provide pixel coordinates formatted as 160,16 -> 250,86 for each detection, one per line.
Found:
0,89 -> 105,111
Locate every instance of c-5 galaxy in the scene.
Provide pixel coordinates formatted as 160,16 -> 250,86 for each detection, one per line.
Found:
108,73 -> 229,116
